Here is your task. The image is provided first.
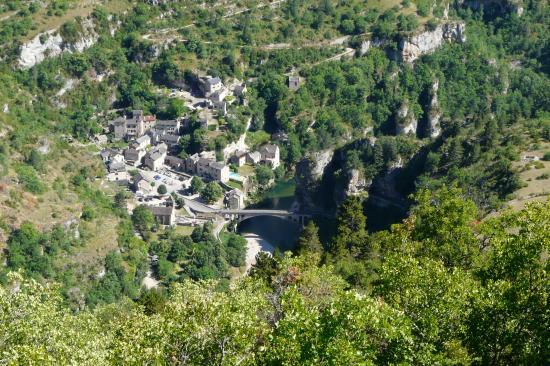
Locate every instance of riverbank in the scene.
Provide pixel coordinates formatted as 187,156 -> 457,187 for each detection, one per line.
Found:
244,233 -> 275,271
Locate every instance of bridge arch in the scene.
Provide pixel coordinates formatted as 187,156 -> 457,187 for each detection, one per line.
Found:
220,210 -> 311,228
234,213 -> 304,226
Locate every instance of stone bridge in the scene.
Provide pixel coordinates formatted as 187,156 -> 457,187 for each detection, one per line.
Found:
217,209 -> 311,227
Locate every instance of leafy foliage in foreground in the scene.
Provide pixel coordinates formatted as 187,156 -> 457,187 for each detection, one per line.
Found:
1,198 -> 548,365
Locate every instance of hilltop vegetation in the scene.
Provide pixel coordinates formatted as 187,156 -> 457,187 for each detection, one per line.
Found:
2,196 -> 548,365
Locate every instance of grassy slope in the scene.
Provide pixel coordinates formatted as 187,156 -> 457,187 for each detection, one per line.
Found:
509,142 -> 550,210
0,139 -> 122,275
21,0 -> 132,42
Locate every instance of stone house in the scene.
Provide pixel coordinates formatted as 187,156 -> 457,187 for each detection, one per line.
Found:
196,157 -> 214,179
232,83 -> 247,97
134,173 -> 153,194
149,205 -> 175,226
230,151 -> 247,167
202,76 -> 223,96
124,148 -> 146,167
225,189 -> 245,209
165,155 -> 185,171
148,129 -> 166,144
246,151 -> 261,165
107,161 -> 129,184
186,154 -> 229,182
156,119 -> 181,134
111,110 -> 157,140
259,144 -> 280,169
209,88 -> 228,103
288,76 -> 301,90
160,134 -> 181,148
100,148 -> 118,163
109,161 -> 125,174
208,161 -> 230,183
112,119 -> 127,140
131,134 -> 151,150
144,143 -> 167,171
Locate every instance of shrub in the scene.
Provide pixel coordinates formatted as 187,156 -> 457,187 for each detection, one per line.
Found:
15,165 -> 45,194
81,205 -> 95,221
157,184 -> 167,195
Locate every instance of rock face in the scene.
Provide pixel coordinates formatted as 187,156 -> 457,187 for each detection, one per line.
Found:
309,149 -> 335,180
18,18 -> 99,69
359,38 -> 387,56
295,149 -> 335,207
428,80 -> 442,138
395,100 -> 418,136
345,169 -> 369,197
399,22 -> 466,63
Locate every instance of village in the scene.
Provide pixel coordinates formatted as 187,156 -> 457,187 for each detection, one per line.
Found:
97,75 -> 281,228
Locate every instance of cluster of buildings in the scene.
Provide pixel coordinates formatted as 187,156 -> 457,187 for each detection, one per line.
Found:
97,76 -> 285,225
199,76 -> 247,116
103,108 -> 233,184
111,110 -> 182,145
230,144 -> 280,169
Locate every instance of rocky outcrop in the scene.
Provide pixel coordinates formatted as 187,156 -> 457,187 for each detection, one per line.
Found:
428,80 -> 442,138
359,38 -> 387,56
345,169 -> 369,197
309,149 -> 335,180
295,149 -> 335,207
395,100 -> 418,136
399,22 -> 466,63
18,18 -> 99,69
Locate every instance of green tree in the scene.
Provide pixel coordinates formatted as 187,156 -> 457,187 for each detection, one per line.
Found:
168,235 -> 192,262
296,221 -> 322,255
466,200 -> 550,365
165,98 -> 186,119
5,222 -> 51,278
157,184 -> 167,195
376,254 -> 476,364
409,186 -> 479,269
200,182 -> 223,204
330,197 -> 367,255
131,205 -> 155,233
189,176 -> 204,194
114,191 -> 129,211
225,233 -> 247,267
255,165 -> 274,187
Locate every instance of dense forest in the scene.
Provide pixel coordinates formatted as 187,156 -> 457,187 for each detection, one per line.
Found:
0,0 -> 549,364
2,195 -> 549,364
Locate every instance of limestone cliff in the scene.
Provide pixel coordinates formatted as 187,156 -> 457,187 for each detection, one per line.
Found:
295,149 -> 335,207
399,22 -> 466,63
428,80 -> 442,138
18,17 -> 106,69
345,169 -> 369,197
395,100 -> 418,136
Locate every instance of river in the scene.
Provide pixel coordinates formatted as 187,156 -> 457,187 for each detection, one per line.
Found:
239,180 -> 300,270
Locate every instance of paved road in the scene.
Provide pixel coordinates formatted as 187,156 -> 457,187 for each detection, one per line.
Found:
181,197 -> 217,213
